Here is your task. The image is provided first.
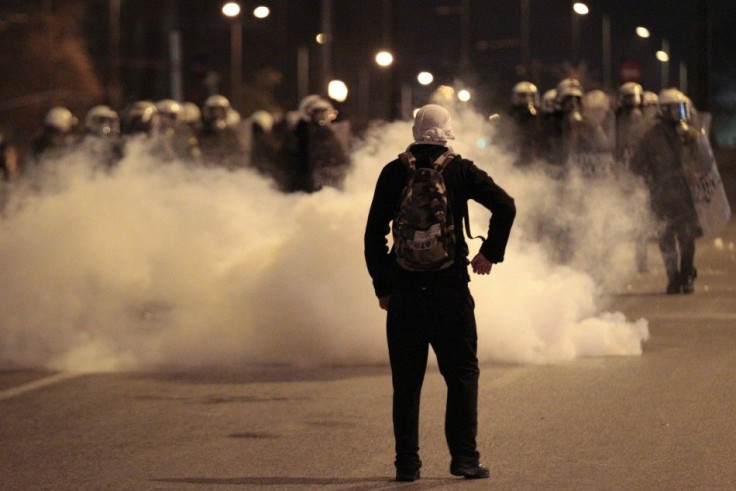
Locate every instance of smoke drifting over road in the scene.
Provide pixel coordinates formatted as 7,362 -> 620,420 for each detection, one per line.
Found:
0,107 -> 648,372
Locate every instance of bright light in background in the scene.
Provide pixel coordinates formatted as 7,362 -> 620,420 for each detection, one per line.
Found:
656,50 -> 670,62
457,89 -> 471,102
573,2 -> 589,15
417,71 -> 434,85
252,6 -> 270,19
315,33 -> 326,44
327,80 -> 348,102
635,26 -> 651,38
221,2 -> 241,17
375,50 -> 394,67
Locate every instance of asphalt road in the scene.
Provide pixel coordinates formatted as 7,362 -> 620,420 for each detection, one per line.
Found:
2,216 -> 736,490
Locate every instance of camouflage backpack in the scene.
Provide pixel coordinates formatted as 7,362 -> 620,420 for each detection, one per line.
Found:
392,149 -> 457,271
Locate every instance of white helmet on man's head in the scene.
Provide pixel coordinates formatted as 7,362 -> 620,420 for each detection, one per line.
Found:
556,78 -> 584,102
512,81 -> 539,106
250,110 -> 274,132
642,91 -> 658,106
298,94 -> 326,121
658,88 -> 690,122
556,78 -> 584,115
181,102 -> 201,126
306,98 -> 338,125
156,99 -> 182,123
618,82 -> 643,107
203,94 -> 231,123
85,105 -> 120,137
541,89 -> 558,114
44,106 -> 77,132
125,100 -> 158,135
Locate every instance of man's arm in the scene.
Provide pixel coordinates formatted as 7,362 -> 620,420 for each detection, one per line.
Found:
364,162 -> 404,298
464,162 -> 517,265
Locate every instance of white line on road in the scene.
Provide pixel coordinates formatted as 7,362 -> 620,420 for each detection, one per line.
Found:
0,372 -> 85,401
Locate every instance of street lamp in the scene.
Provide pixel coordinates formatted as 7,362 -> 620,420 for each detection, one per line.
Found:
375,50 -> 394,68
573,2 -> 589,15
222,2 -> 241,17
328,80 -> 348,102
636,26 -> 651,39
417,72 -> 434,86
253,6 -> 270,19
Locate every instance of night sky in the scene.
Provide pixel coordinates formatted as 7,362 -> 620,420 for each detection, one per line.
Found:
2,0 -> 734,142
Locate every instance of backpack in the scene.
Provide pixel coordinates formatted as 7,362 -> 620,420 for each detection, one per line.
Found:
392,149 -> 457,271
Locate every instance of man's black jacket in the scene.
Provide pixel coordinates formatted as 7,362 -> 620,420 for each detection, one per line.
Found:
364,143 -> 516,298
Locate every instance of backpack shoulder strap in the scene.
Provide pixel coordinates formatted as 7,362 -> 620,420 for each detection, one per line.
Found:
433,149 -> 456,172
398,151 -> 416,171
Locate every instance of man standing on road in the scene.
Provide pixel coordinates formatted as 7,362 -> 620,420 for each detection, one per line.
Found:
630,88 -> 702,294
364,104 -> 516,482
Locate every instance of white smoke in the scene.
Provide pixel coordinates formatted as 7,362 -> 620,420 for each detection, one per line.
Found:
0,107 -> 648,372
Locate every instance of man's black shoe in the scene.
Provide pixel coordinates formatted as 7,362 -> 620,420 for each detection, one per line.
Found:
395,468 -> 420,482
681,268 -> 697,294
666,280 -> 681,294
450,463 -> 490,479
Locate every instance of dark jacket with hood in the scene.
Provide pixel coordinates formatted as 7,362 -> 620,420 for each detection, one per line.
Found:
364,143 -> 516,298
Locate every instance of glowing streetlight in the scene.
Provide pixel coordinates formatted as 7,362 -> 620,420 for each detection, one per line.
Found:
457,89 -> 471,102
417,71 -> 434,86
328,79 -> 348,102
315,33 -> 326,44
636,26 -> 651,38
222,2 -> 241,17
253,6 -> 270,19
656,50 -> 669,63
573,2 -> 589,15
375,50 -> 394,67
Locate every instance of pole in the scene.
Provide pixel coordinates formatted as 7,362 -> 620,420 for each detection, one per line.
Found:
297,45 -> 310,102
108,0 -> 121,106
571,13 -> 580,65
520,0 -> 531,67
230,19 -> 243,111
321,0 -> 332,94
169,30 -> 183,101
661,38 -> 670,89
679,61 -> 688,94
602,14 -> 611,90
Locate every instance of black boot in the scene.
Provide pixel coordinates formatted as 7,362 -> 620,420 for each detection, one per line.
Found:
395,459 -> 421,482
681,268 -> 697,294
450,462 -> 490,479
395,468 -> 420,482
666,275 -> 681,294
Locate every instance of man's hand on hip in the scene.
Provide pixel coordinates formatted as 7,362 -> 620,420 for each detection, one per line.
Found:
471,253 -> 493,275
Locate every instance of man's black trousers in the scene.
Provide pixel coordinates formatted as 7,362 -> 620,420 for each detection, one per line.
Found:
386,276 -> 480,471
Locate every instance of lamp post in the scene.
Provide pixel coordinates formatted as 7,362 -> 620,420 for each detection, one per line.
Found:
222,2 -> 243,110
657,38 -> 670,89
602,14 -> 612,90
571,2 -> 589,65
375,50 -> 394,120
